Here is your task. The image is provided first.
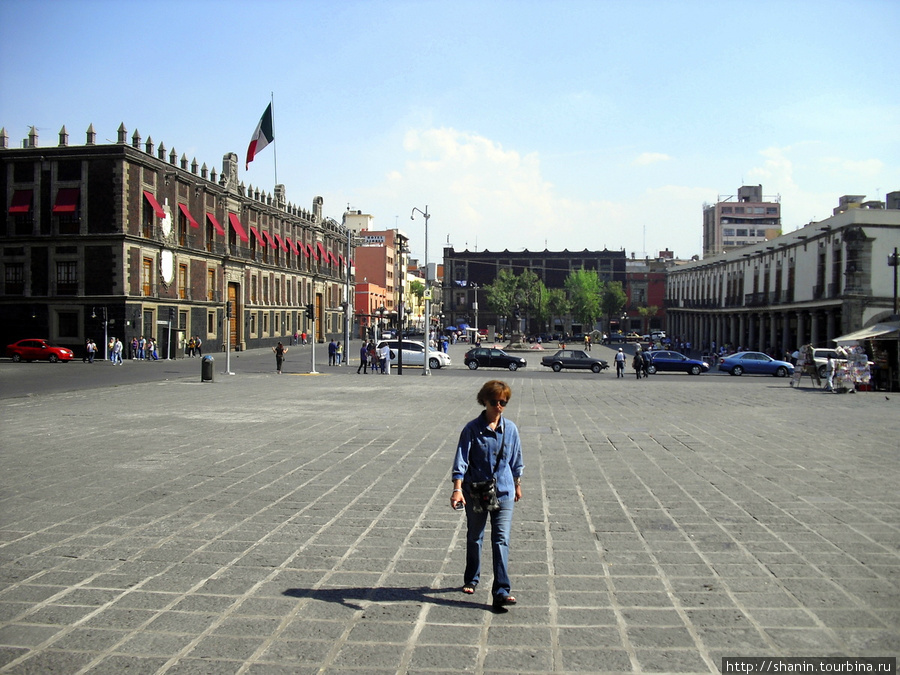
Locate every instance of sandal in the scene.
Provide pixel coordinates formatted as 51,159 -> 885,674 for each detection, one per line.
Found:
492,594 -> 516,611
462,584 -> 477,594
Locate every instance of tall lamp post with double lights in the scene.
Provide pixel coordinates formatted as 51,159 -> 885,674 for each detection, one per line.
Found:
410,205 -> 431,376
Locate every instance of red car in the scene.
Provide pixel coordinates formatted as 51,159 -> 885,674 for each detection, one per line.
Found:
6,339 -> 75,363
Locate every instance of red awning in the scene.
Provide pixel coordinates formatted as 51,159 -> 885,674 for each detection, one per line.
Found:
262,230 -> 277,250
52,188 -> 80,214
206,212 -> 225,236
299,242 -> 310,257
329,251 -> 339,265
228,213 -> 249,242
9,189 -> 33,214
339,254 -> 345,268
274,234 -> 289,252
285,237 -> 300,255
178,203 -> 199,228
316,241 -> 327,261
142,191 -> 166,219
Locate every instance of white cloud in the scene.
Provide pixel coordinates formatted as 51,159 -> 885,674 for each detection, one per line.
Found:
633,152 -> 672,166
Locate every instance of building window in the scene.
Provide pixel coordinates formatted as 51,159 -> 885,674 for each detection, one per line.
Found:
275,278 -> 281,305
206,221 -> 214,252
142,257 -> 153,296
766,207 -> 778,214
56,261 -> 78,295
57,311 -> 79,339
143,201 -> 155,238
263,278 -> 269,305
263,312 -> 269,334
178,211 -> 188,246
723,229 -> 735,237
178,264 -> 188,299
734,207 -> 745,214
721,207 -> 733,214
736,229 -> 748,237
207,269 -> 216,301
207,311 -> 215,336
4,263 -> 24,295
251,276 -> 258,304
250,312 -> 257,336
179,311 -> 188,331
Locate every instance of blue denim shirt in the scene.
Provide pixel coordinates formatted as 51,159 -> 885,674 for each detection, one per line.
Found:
452,413 -> 523,501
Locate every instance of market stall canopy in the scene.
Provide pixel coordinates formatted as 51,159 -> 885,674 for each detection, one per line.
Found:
833,323 -> 900,344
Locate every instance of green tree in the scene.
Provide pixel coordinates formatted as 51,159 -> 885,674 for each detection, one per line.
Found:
484,269 -> 519,330
546,288 -> 569,334
637,305 -> 659,335
409,280 -> 424,301
599,281 -> 627,331
564,268 -> 602,328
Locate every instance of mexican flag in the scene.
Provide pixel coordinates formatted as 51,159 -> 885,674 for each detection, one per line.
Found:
246,103 -> 274,170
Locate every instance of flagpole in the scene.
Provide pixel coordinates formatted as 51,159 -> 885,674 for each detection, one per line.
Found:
270,92 -> 278,186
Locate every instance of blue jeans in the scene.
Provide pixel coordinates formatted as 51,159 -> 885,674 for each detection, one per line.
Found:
464,497 -> 514,598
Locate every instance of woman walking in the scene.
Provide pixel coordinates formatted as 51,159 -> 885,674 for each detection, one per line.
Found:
273,341 -> 287,374
450,380 -> 524,612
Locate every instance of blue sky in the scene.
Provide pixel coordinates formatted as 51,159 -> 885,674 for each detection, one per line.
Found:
2,0 -> 898,262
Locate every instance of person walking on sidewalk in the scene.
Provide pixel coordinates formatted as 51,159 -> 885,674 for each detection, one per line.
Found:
450,379 -> 524,613
632,349 -> 643,379
357,342 -> 369,374
614,348 -> 626,378
272,341 -> 288,374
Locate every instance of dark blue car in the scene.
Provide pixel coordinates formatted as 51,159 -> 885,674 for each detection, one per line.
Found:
646,350 -> 709,375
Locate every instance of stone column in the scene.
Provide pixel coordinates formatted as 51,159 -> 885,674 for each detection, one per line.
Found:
810,311 -> 820,348
796,311 -> 806,348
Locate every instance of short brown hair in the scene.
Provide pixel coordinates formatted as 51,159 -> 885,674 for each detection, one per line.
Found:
476,380 -> 512,407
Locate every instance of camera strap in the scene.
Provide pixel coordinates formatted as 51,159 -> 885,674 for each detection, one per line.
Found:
489,426 -> 506,480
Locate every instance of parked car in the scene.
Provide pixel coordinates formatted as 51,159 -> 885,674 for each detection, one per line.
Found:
6,339 -> 75,363
464,347 -> 527,371
647,350 -> 709,375
810,348 -> 840,379
717,351 -> 793,377
606,332 -> 627,343
376,339 -> 451,369
541,349 -> 609,373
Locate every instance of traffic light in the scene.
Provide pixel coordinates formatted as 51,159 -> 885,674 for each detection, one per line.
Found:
305,303 -> 315,321
226,301 -> 233,319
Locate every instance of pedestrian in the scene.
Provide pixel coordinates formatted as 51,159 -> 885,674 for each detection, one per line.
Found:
85,339 -> 94,363
328,339 -> 337,366
138,336 -> 145,360
641,348 -> 652,377
379,341 -> 391,374
368,341 -> 379,373
584,334 -> 591,351
187,336 -> 195,358
108,337 -> 116,363
301,331 -> 307,345
357,342 -> 369,374
450,379 -> 524,613
131,337 -> 138,359
113,337 -> 124,365
614,348 -> 626,378
824,354 -> 835,392
273,341 -> 287,374
336,341 -> 343,366
194,336 -> 202,357
632,349 -> 643,379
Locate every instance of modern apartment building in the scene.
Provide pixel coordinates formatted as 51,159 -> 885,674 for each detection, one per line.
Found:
702,185 -> 781,258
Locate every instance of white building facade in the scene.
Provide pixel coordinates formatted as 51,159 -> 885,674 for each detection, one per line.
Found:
667,205 -> 900,355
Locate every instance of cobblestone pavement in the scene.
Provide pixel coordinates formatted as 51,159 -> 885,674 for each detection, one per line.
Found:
1,346 -> 898,674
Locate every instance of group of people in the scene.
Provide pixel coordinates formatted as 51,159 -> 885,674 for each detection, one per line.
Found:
327,339 -> 344,366
185,336 -> 203,357
357,341 -> 392,374
131,336 -> 159,361
612,346 -> 652,378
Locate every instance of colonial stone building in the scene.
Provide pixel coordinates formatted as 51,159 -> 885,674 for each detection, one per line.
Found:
0,124 -> 352,355
442,247 -> 626,336
667,197 -> 900,355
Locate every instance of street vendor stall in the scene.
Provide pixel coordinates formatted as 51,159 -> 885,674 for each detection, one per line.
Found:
833,322 -> 900,392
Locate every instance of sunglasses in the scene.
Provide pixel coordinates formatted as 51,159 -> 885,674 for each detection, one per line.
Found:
489,399 -> 508,408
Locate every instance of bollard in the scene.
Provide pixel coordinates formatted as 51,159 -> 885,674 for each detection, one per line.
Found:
201,355 -> 214,382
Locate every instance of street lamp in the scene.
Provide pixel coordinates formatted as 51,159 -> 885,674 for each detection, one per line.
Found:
375,304 -> 387,343
92,306 -> 108,361
889,247 -> 899,317
411,206 -> 430,375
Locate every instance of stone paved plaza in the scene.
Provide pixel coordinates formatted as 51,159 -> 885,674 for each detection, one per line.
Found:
1,345 -> 898,674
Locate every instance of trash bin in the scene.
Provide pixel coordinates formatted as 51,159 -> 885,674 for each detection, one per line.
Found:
201,355 -> 214,382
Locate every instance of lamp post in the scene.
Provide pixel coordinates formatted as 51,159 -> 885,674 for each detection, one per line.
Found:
375,304 -> 386,343
411,206 -> 430,376
889,247 -> 899,317
92,306 -> 108,361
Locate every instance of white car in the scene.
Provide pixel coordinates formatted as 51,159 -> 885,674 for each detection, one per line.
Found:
376,339 -> 451,369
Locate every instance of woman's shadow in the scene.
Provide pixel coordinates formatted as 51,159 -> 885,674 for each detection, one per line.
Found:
283,585 -> 488,611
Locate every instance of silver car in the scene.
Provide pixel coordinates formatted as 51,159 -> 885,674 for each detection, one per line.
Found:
376,340 -> 451,369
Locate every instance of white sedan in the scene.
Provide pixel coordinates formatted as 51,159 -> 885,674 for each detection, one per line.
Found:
376,339 -> 451,369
